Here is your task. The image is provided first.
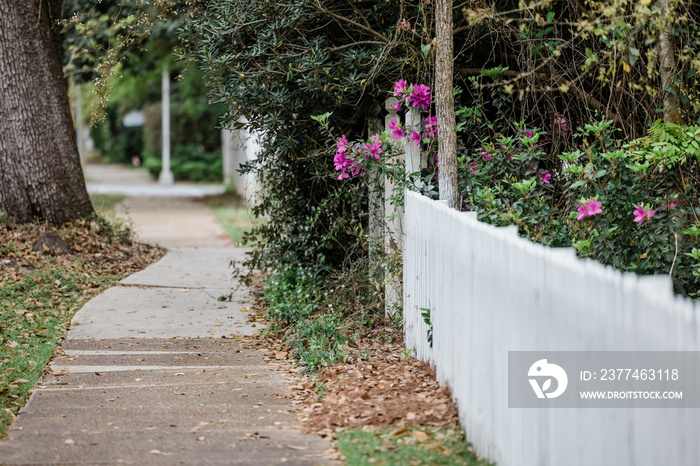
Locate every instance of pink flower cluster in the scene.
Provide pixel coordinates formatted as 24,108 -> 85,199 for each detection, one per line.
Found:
389,118 -> 404,140
333,80 -> 437,180
632,198 -> 678,224
334,134 -> 383,180
405,116 -> 438,146
577,199 -> 603,220
575,198 -> 677,224
393,80 -> 432,112
389,81 -> 438,146
658,197 -> 679,211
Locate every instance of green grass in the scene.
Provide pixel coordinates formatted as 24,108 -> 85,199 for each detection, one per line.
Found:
0,261 -> 121,434
90,194 -> 127,214
211,204 -> 257,244
336,427 -> 493,466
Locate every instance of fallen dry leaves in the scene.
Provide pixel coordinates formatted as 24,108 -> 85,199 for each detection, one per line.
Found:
258,329 -> 460,439
0,220 -> 164,280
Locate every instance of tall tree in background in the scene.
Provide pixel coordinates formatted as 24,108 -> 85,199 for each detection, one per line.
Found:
435,0 -> 458,208
0,0 -> 93,224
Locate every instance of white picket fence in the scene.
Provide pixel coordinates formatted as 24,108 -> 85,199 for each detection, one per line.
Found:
403,190 -> 700,466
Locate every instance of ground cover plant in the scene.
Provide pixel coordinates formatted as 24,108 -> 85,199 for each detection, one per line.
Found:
0,217 -> 163,435
262,260 -> 384,373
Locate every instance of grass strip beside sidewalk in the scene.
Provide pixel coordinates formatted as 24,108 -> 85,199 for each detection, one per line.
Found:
336,427 -> 492,466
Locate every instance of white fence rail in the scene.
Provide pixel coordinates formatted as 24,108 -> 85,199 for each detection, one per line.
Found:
403,190 -> 700,466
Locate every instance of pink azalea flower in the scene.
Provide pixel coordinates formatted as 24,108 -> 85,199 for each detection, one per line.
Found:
333,153 -> 351,171
424,116 -> 438,138
538,171 -> 551,184
480,148 -> 491,161
410,84 -> 432,110
410,131 -> 422,147
658,197 -> 679,210
577,199 -> 603,220
366,137 -> 383,160
336,135 -> 349,155
388,118 -> 405,140
524,131 -> 534,139
393,79 -> 407,97
633,205 -> 655,223
470,161 -> 480,173
394,101 -> 402,111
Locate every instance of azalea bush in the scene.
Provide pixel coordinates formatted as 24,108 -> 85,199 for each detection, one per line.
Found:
459,117 -> 700,297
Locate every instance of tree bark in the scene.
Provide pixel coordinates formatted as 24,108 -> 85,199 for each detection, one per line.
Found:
0,0 -> 94,224
659,0 -> 681,125
435,0 -> 458,209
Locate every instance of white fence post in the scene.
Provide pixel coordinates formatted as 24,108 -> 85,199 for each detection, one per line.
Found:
404,108 -> 423,173
384,97 -> 402,317
382,99 -> 424,318
221,128 -> 235,187
368,117 -> 384,272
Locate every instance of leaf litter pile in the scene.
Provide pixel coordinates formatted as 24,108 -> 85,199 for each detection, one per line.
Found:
290,331 -> 459,437
0,220 -> 163,435
255,320 -> 489,464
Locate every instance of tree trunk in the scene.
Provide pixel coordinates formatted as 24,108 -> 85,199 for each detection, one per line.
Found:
0,0 -> 94,224
435,0 -> 458,209
659,0 -> 681,125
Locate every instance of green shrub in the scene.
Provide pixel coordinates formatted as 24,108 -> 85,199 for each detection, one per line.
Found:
180,0 -> 424,272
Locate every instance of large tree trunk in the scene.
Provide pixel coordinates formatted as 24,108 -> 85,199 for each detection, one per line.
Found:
0,0 -> 94,224
435,0 -> 458,209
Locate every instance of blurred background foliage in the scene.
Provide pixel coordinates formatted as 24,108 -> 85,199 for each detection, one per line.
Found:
62,0 -> 226,182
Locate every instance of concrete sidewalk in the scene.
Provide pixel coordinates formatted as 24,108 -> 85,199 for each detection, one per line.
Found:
84,162 -> 234,248
0,251 -> 332,463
